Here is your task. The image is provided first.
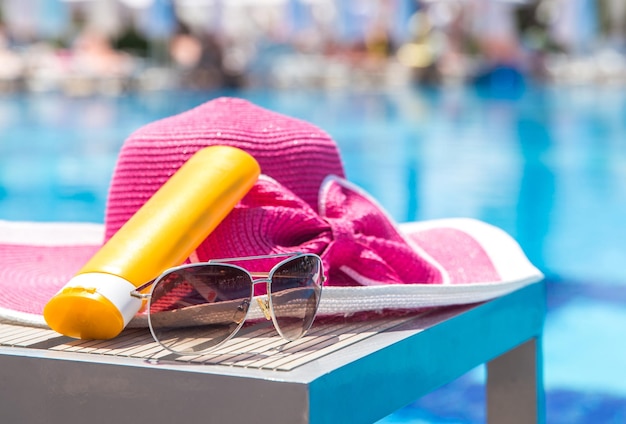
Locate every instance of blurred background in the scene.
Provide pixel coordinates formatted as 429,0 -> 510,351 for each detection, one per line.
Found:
1,1 -> 625,423
0,0 -> 623,94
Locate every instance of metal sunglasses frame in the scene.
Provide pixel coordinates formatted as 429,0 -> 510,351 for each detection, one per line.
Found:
130,252 -> 325,355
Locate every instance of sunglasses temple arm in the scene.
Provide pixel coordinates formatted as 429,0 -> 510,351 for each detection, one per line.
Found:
130,279 -> 156,299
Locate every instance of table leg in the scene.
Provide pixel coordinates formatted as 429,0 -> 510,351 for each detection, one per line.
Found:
486,337 -> 544,424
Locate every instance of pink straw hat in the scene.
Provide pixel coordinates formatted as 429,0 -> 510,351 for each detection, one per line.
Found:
104,97 -> 345,240
0,97 -> 543,328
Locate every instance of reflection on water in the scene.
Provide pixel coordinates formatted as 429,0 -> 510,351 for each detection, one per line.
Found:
1,86 -> 625,286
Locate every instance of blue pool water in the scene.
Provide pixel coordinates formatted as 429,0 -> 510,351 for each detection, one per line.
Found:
1,86 -> 625,422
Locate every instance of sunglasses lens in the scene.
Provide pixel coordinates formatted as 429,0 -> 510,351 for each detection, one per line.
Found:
270,255 -> 323,340
148,264 -> 252,355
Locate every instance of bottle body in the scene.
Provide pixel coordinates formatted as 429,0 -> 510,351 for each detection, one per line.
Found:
44,145 -> 261,339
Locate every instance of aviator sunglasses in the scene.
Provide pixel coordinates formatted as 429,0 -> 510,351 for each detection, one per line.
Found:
131,252 -> 325,355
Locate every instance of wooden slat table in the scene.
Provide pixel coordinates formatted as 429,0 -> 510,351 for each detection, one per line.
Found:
0,282 -> 545,424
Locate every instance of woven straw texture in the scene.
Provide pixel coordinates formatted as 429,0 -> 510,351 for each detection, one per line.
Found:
104,97 -> 345,240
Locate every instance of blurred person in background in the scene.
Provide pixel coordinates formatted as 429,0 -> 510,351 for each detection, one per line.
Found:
169,21 -> 228,89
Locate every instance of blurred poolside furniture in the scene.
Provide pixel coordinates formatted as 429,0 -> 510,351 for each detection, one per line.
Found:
0,282 -> 545,424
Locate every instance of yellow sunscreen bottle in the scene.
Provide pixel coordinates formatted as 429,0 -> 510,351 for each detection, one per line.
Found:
44,145 -> 260,340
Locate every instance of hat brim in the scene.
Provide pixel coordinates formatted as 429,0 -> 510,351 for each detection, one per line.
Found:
0,218 -> 543,330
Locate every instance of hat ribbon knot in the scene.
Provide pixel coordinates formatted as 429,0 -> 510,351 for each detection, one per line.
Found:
197,175 -> 444,287
315,176 -> 443,286
196,175 -> 442,286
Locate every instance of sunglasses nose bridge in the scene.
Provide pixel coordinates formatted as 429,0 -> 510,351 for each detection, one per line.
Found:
250,278 -> 271,299
250,278 -> 273,321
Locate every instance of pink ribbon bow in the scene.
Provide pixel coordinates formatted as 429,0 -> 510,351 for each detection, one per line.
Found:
194,175 -> 444,287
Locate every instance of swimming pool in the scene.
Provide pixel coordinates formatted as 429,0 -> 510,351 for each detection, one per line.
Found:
1,86 -> 625,422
